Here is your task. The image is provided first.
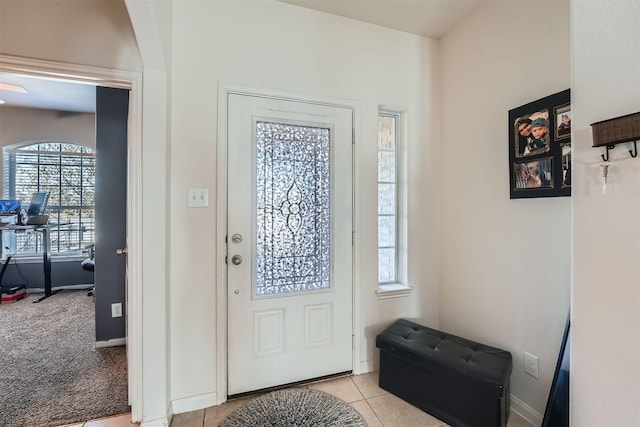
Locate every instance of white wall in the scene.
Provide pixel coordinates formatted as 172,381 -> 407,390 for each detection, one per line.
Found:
439,1 -> 571,422
123,1 -> 173,424
0,107 -> 95,148
0,0 -> 141,71
167,0 -> 439,406
572,1 -> 640,426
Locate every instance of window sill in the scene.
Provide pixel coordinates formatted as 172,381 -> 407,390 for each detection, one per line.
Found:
376,283 -> 413,299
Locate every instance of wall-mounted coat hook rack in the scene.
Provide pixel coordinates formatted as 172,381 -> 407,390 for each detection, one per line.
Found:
601,145 -> 615,162
629,140 -> 638,158
591,112 -> 640,160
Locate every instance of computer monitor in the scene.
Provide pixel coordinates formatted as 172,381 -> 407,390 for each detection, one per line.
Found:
27,192 -> 50,216
0,200 -> 21,215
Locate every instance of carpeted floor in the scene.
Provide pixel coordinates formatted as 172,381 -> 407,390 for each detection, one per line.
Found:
0,290 -> 129,427
220,388 -> 367,427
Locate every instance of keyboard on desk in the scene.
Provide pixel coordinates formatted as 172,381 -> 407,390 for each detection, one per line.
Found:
3,225 -> 33,230
27,215 -> 49,225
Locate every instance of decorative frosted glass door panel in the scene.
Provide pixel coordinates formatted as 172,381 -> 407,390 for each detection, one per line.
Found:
227,94 -> 353,396
256,121 -> 330,296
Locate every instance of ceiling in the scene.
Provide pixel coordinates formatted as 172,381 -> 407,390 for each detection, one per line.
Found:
0,0 -> 480,113
0,72 -> 96,113
276,0 -> 483,39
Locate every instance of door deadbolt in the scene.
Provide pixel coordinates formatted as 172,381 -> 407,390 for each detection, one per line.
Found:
231,233 -> 243,243
231,255 -> 243,265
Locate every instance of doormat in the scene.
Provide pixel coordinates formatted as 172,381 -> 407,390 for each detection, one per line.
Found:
220,388 -> 367,427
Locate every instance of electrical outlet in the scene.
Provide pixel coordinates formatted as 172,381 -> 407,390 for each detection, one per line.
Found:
524,351 -> 539,379
111,302 -> 123,318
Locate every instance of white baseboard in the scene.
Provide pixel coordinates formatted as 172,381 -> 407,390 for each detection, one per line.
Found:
137,402 -> 172,427
95,337 -> 126,348
172,391 -> 218,415
358,360 -> 375,374
53,284 -> 94,290
27,284 -> 94,293
140,417 -> 170,427
511,394 -> 543,427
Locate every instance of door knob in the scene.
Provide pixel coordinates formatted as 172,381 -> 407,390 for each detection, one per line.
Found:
231,255 -> 243,265
116,248 -> 128,256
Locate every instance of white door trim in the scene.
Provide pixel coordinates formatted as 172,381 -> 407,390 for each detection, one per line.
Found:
216,82 -> 361,403
0,54 -> 143,422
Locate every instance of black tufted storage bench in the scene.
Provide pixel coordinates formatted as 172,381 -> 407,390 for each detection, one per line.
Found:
376,319 -> 512,427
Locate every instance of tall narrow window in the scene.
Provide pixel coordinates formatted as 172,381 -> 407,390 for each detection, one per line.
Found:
378,113 -> 397,284
3,142 -> 95,257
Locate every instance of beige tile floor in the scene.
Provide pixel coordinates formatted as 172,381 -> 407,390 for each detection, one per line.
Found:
62,372 -> 535,427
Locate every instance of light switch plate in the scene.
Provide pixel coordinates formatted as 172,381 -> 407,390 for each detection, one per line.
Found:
188,188 -> 209,208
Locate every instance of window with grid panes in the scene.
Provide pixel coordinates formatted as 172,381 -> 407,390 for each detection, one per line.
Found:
3,142 -> 95,257
378,113 -> 398,284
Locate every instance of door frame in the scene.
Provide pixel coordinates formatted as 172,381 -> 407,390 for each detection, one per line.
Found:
216,82 -> 361,403
0,54 -> 143,421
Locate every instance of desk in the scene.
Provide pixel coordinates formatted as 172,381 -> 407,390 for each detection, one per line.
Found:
0,224 -> 60,303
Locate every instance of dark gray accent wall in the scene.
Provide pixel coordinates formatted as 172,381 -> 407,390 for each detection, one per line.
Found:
95,86 -> 129,342
1,260 -> 93,290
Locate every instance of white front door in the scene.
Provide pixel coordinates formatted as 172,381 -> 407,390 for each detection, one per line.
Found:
226,93 -> 353,395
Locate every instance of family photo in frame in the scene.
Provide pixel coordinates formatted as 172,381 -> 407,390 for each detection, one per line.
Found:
509,89 -> 571,199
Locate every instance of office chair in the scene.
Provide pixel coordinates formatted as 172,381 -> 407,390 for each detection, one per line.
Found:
81,243 -> 95,296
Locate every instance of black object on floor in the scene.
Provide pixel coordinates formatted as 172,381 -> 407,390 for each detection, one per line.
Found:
376,318 -> 512,427
542,315 -> 570,427
0,255 -> 26,304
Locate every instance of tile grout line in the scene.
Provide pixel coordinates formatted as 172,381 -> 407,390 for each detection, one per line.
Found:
362,396 -> 385,426
348,375 -> 386,426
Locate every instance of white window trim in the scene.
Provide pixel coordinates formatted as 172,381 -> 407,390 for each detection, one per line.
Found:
3,141 -> 95,259
377,108 -> 411,298
376,282 -> 413,299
